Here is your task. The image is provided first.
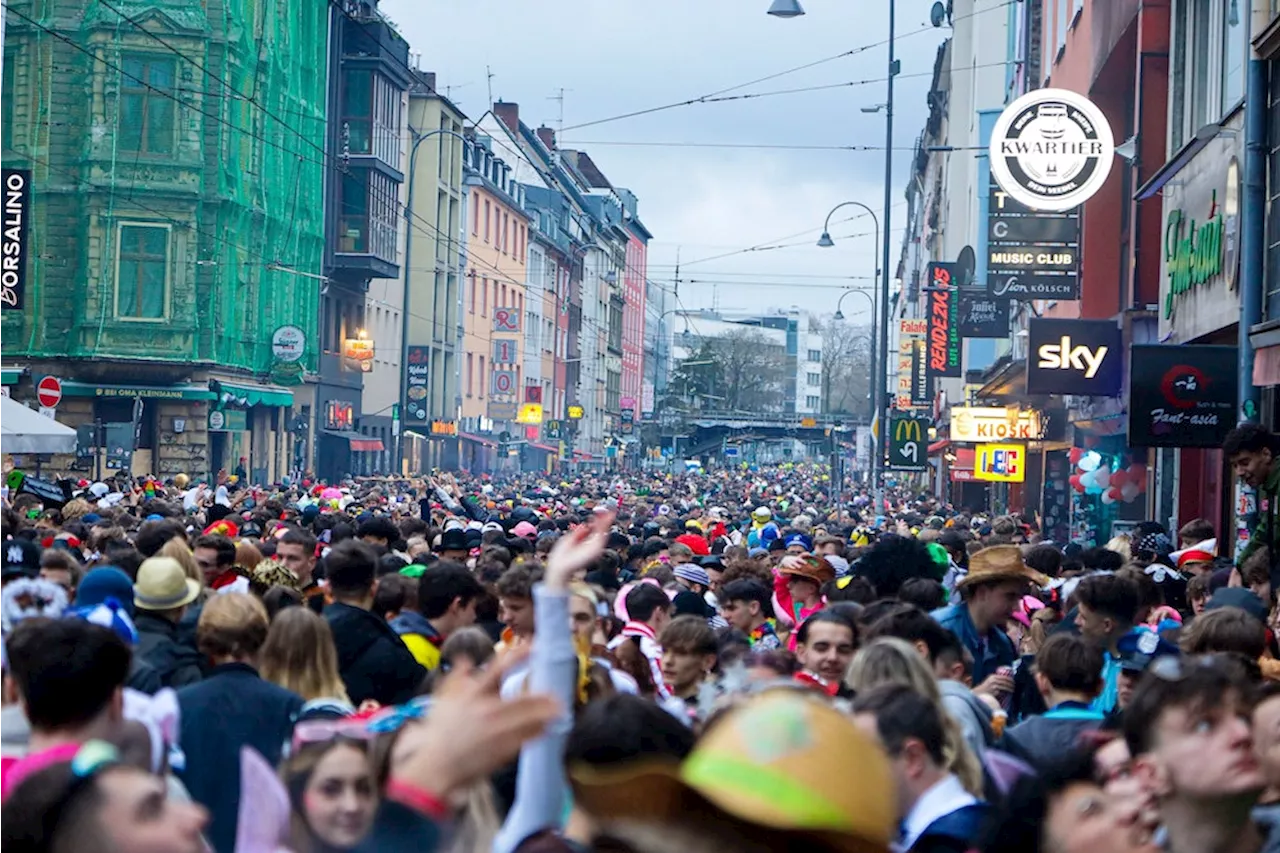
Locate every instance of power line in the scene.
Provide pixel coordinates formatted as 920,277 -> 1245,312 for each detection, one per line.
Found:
559,1 -> 1016,133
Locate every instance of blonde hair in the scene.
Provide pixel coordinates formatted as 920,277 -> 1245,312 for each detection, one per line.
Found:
235,539 -> 264,571
258,607 -> 350,703
197,592 -> 269,660
845,637 -> 984,796
159,537 -> 204,590
60,498 -> 92,522
1104,535 -> 1132,563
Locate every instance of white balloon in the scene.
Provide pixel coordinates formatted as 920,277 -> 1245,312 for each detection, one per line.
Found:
1100,490 -> 1117,504
1094,469 -> 1110,490
1078,451 -> 1102,472
1121,482 -> 1141,502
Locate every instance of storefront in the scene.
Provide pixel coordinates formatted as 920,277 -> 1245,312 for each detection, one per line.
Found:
207,379 -> 296,484
1142,110 -> 1244,534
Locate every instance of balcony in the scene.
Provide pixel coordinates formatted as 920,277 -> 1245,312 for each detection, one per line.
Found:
340,14 -> 412,88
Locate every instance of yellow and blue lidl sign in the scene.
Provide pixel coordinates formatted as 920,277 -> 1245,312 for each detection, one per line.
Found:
975,443 -> 1025,483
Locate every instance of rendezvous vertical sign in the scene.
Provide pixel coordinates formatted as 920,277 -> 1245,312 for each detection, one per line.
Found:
926,263 -> 962,378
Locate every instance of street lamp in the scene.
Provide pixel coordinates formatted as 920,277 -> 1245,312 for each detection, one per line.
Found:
816,201 -> 883,497
398,126 -> 472,476
776,2 -> 897,512
833,288 -> 875,322
767,0 -> 806,18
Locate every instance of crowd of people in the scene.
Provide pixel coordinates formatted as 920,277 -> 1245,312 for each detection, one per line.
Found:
4,428 -> 1280,852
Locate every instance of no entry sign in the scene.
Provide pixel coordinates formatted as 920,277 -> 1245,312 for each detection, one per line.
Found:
36,376 -> 62,409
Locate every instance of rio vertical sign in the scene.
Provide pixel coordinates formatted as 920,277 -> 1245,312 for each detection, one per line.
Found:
2,168 -> 31,310
926,263 -> 961,379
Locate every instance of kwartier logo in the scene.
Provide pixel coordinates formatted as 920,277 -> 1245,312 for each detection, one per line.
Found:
989,88 -> 1114,213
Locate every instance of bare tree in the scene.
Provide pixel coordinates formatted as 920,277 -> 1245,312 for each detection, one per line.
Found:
814,318 -> 873,419
673,328 -> 789,412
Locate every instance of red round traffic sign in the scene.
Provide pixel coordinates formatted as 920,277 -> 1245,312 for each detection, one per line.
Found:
36,376 -> 62,409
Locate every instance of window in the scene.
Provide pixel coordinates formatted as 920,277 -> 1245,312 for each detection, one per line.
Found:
338,170 -> 396,262
484,200 -> 491,242
807,372 -> 821,386
479,355 -> 486,396
466,353 -> 473,397
342,69 -> 400,166
807,348 -> 821,362
119,57 -> 175,154
469,271 -> 477,313
805,395 -> 821,409
502,213 -> 510,254
482,278 -> 488,317
473,199 -> 479,235
115,223 -> 170,319
1170,0 -> 1248,150
500,284 -> 507,308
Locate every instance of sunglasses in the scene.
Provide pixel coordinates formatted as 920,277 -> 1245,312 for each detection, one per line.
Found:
291,698 -> 433,751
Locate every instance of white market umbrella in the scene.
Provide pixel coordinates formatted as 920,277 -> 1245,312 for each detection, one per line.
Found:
1,395 -> 77,454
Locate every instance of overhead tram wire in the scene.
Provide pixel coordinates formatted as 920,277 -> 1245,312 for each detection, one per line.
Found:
559,0 -> 1017,134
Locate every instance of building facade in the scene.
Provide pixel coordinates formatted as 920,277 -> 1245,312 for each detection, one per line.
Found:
1,0 -> 328,482
309,0 -> 411,482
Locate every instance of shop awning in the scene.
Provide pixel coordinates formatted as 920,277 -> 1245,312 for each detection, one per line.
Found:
323,430 -> 385,452
949,447 -> 976,482
1,397 -> 77,454
61,380 -> 216,401
459,432 -> 497,448
528,442 -> 559,454
215,381 -> 294,408
1,367 -> 24,386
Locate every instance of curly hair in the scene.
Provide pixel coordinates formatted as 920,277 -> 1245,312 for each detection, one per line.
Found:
854,534 -> 942,598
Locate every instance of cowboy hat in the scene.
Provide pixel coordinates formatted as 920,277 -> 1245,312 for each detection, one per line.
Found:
571,690 -> 892,853
779,555 -> 835,586
955,544 -> 1048,590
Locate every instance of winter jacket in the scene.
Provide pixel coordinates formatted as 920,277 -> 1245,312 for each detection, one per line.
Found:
134,613 -> 204,688
388,610 -> 444,670
177,662 -> 302,853
326,602 -> 426,706
931,603 -> 1017,685
1000,702 -> 1105,771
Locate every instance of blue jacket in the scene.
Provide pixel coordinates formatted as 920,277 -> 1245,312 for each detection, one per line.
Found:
177,663 -> 303,853
931,603 -> 1018,685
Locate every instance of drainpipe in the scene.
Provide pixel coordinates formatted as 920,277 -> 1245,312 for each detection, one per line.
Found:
1240,51 -> 1267,425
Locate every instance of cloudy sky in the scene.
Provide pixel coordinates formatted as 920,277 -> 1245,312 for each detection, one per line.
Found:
381,0 -> 958,321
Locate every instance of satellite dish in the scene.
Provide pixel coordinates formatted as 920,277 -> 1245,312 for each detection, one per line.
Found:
956,245 -> 976,289
930,1 -> 947,27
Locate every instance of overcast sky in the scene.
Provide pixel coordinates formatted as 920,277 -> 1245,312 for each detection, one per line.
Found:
381,0 -> 956,321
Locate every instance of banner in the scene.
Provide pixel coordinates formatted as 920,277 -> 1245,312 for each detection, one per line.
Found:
897,319 -> 931,409
926,263 -> 961,378
405,346 -> 429,423
1,168 -> 31,310
342,338 -> 374,373
1129,345 -> 1237,448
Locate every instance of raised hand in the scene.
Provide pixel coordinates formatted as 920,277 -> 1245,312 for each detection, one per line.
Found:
544,510 -> 615,590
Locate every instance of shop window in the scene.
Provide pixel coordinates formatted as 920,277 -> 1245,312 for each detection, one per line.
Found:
114,223 -> 170,319
119,57 -> 175,155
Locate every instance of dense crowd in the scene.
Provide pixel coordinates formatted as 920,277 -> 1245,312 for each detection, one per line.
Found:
5,426 -> 1280,852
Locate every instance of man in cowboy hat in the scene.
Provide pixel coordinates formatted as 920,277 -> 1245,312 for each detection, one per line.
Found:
931,544 -> 1047,696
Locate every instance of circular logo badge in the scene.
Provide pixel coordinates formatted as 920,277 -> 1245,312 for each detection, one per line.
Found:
989,88 -> 1115,212
209,410 -> 226,430
271,325 -> 307,363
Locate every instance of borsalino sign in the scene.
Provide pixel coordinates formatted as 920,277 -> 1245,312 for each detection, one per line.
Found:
950,407 -> 1044,442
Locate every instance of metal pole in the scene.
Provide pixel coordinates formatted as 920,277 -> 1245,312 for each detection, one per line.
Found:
877,2 -> 897,513
1240,54 -> 1267,424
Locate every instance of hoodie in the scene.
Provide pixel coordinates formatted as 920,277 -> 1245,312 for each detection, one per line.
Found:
388,610 -> 444,671
325,603 -> 425,706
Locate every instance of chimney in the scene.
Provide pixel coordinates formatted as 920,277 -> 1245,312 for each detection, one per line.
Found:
423,71 -> 436,93
536,125 -> 556,151
494,101 -> 520,134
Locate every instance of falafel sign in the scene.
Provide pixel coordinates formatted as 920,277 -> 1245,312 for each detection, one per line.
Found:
989,88 -> 1115,212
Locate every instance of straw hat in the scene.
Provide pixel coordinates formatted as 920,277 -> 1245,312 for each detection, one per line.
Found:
571,690 -> 893,853
955,544 -> 1049,590
779,555 -> 835,586
133,557 -> 201,611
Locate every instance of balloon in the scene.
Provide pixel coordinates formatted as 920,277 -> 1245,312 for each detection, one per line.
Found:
1078,452 -> 1102,473
1094,468 -> 1111,490
1069,447 -> 1085,466
1069,474 -> 1085,493
1109,468 -> 1127,488
1101,489 -> 1117,504
1079,469 -> 1097,488
1121,482 -> 1141,502
321,487 -> 342,500
1087,483 -> 1105,495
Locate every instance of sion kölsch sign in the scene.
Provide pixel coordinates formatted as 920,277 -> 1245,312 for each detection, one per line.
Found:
1129,345 -> 1237,448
